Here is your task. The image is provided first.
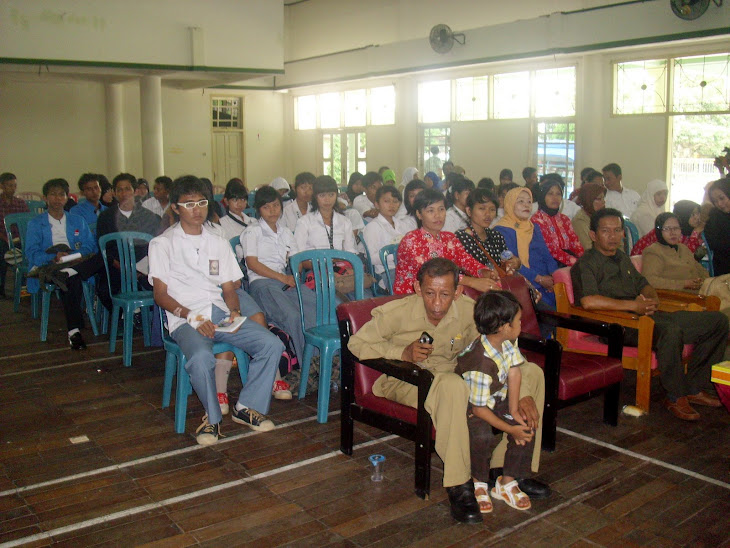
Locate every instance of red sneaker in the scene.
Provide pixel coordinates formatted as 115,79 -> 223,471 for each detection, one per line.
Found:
272,380 -> 292,400
218,392 -> 229,415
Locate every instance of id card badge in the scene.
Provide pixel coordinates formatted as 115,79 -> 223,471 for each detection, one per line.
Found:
209,259 -> 219,276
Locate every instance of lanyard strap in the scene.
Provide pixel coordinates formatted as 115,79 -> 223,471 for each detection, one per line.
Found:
324,223 -> 334,249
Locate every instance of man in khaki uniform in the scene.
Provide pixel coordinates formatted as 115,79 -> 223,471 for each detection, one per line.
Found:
348,258 -> 548,523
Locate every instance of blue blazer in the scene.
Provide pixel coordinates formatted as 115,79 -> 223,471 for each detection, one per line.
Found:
69,200 -> 106,231
25,212 -> 97,293
494,224 -> 558,308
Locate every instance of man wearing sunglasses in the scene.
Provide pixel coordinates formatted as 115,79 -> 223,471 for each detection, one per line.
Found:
148,175 -> 283,445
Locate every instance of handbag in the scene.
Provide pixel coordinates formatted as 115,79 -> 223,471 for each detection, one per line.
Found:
700,274 -> 730,310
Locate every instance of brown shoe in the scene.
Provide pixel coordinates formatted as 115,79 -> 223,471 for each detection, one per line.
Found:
663,397 -> 700,421
687,391 -> 722,408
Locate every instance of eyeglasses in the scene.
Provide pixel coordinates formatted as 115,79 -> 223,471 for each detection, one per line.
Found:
661,226 -> 681,233
177,199 -> 209,209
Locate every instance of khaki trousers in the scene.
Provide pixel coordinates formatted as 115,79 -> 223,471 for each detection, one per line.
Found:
373,371 -> 470,488
490,361 -> 544,473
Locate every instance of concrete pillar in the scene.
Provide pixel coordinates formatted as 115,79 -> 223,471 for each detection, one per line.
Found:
140,75 -> 164,180
576,54 -> 606,171
105,83 -> 124,176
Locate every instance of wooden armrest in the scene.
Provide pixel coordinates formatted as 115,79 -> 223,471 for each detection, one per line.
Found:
657,290 -> 720,311
359,358 -> 434,386
537,310 -> 620,338
560,302 -> 643,329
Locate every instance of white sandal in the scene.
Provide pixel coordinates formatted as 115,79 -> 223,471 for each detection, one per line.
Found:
474,481 -> 492,514
490,476 -> 531,511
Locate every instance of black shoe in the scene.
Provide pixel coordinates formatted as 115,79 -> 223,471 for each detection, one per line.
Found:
445,479 -> 482,524
488,468 -> 551,499
69,332 -> 87,350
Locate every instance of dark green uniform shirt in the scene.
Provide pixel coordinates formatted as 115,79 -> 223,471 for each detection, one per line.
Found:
571,247 -> 649,302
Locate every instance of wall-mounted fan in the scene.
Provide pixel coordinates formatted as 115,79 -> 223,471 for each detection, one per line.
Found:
670,0 -> 723,20
429,24 -> 465,54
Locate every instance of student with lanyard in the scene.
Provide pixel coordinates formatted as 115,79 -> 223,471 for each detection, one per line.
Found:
443,176 -> 475,233
281,172 -> 315,233
218,179 -> 257,243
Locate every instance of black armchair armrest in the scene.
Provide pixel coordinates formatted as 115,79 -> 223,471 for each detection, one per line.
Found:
358,358 -> 434,386
536,310 -> 624,360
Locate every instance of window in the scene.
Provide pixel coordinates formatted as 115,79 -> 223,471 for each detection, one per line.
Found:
455,77 -> 488,121
536,121 -> 575,193
323,132 -> 366,185
296,95 -> 317,130
614,59 -> 668,114
344,89 -> 367,127
421,126 -> 450,173
493,71 -> 530,119
369,86 -> 396,125
211,97 -> 241,129
319,92 -> 342,129
673,54 -> 730,113
534,67 -> 576,117
419,80 -> 451,123
322,133 -> 342,182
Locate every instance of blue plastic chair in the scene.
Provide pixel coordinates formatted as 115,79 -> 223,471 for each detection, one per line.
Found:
701,232 -> 715,276
4,212 -> 41,315
243,207 -> 257,219
623,218 -> 639,255
289,249 -> 364,423
379,243 -> 399,295
38,278 -> 101,341
25,200 -> 46,215
158,306 -> 250,433
99,232 -> 154,366
361,240 -> 386,297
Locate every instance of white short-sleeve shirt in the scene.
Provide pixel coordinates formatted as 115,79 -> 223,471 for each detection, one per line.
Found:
148,223 -> 243,333
362,214 -> 409,274
142,197 -> 167,218
240,221 -> 298,284
605,187 -> 641,218
352,194 -> 375,216
443,206 -> 469,234
281,200 -> 311,233
294,210 -> 357,254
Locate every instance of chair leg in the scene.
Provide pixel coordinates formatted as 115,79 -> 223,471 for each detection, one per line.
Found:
141,305 -> 151,347
603,382 -> 621,426
82,283 -> 99,337
162,351 -> 177,408
316,345 -> 336,424
123,305 -> 134,367
99,305 -> 109,335
13,270 -> 22,312
31,291 -> 39,319
541,399 -> 558,452
109,305 -> 121,353
40,289 -> 52,342
174,356 -> 191,434
635,363 -> 652,413
298,344 -> 314,400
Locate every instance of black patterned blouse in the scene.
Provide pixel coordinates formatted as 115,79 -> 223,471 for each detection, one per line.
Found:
455,226 -> 509,266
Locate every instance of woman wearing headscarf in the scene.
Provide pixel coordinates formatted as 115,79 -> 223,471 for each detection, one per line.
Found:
424,171 -> 442,190
571,182 -> 606,250
630,179 -> 668,237
398,167 -> 419,192
631,200 -> 704,256
531,175 -> 584,267
381,169 -> 397,186
494,187 -> 559,308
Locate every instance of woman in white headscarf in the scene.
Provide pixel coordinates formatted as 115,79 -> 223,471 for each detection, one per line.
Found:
398,167 -> 419,192
630,179 -> 668,237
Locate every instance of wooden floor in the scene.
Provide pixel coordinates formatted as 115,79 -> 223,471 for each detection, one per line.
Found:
1,293 -> 729,547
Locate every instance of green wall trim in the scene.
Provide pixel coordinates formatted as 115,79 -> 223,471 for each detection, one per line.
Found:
0,57 -> 284,75
277,27 -> 730,90
210,85 -> 276,91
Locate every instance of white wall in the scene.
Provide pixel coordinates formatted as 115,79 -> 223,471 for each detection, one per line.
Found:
1,0 -> 283,71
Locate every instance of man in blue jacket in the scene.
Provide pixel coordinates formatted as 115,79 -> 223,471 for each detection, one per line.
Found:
26,179 -> 101,349
69,173 -> 106,232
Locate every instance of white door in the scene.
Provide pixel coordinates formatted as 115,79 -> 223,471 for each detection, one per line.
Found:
211,132 -> 243,186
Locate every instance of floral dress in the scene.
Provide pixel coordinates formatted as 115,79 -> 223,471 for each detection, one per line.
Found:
531,209 -> 584,267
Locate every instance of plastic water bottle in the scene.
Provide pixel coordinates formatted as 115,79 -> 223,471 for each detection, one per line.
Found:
369,454 -> 385,481
500,250 -> 514,262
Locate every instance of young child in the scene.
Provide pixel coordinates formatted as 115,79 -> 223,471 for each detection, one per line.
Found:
456,290 -> 535,513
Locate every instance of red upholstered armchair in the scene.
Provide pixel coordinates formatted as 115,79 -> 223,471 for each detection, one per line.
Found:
337,276 -> 625,499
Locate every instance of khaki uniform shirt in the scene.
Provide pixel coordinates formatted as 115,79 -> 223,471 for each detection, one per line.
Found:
347,293 -> 479,374
642,242 -> 708,292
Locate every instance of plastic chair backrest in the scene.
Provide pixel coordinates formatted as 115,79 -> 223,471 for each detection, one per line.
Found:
361,239 -> 378,283
243,207 -> 257,219
17,192 -> 42,201
701,232 -> 714,276
25,200 -> 46,215
379,243 -> 399,294
99,231 -> 153,295
623,218 -> 639,254
4,212 -> 37,265
289,249 -> 364,331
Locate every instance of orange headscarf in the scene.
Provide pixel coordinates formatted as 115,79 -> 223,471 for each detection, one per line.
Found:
496,187 -> 534,268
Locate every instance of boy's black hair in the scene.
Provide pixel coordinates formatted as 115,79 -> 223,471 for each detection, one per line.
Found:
361,171 -> 383,189
477,177 -> 495,193
0,172 -> 17,185
590,207 -> 624,232
474,290 -> 521,336
294,171 -> 316,188
112,172 -> 137,191
254,185 -> 282,212
580,166 -> 596,182
522,166 -> 537,179
412,188 -> 445,228
154,176 -> 173,190
451,177 -> 475,195
499,168 -> 513,180
416,257 -> 459,288
375,185 -> 401,203
602,163 -> 622,177
169,175 -> 214,223
224,179 -> 249,200
137,178 -> 150,190
498,181 -> 520,197
311,175 -> 339,211
77,173 -> 99,191
466,188 -> 499,211
42,178 -> 70,197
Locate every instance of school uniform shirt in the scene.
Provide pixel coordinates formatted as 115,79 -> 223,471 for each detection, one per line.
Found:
69,200 -> 106,228
148,223 -> 243,333
605,187 -> 641,218
240,221 -> 297,284
142,196 -> 168,218
443,206 -> 469,234
281,200 -> 311,233
218,212 -> 258,241
362,214 -> 410,274
294,210 -> 357,254
352,194 -> 376,216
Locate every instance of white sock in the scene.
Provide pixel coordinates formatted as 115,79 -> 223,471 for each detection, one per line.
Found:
235,402 -> 247,412
68,328 -> 80,337
60,268 -> 78,277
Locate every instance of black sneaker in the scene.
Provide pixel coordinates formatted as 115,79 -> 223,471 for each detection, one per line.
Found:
231,406 -> 275,432
195,416 -> 220,445
69,332 -> 87,350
